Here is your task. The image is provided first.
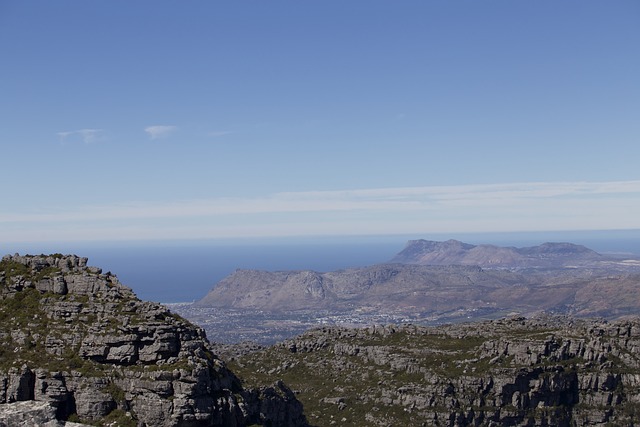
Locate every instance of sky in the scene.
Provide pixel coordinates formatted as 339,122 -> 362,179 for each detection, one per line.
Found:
1,1 -> 639,244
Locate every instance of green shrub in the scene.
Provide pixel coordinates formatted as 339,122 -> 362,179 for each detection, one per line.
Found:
0,260 -> 30,279
103,382 -> 126,403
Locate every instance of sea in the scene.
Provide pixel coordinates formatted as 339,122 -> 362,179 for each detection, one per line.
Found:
4,229 -> 640,303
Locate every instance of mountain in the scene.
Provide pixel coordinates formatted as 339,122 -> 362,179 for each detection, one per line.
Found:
196,264 -> 530,312
195,240 -> 640,323
390,239 -> 605,268
227,316 -> 640,426
0,254 -> 308,427
6,250 -> 640,426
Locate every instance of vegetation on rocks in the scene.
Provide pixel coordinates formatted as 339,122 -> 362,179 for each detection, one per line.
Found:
4,247 -> 640,426
0,254 -> 308,427
228,316 -> 640,427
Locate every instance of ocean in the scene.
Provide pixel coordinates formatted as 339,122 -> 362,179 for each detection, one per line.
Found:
4,230 -> 640,303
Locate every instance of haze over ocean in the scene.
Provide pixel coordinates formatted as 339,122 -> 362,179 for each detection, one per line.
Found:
4,230 -> 639,303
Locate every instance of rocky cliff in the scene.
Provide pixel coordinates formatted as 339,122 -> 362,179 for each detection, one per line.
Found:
227,316 -> 640,427
0,254 -> 308,427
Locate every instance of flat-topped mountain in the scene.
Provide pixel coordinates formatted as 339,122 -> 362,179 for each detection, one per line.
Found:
390,239 -> 604,268
0,254 -> 308,427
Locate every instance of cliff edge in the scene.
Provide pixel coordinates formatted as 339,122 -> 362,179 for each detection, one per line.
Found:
0,254 -> 308,427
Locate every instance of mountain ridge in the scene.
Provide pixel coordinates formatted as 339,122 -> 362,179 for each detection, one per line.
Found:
390,239 -> 604,267
195,239 -> 640,322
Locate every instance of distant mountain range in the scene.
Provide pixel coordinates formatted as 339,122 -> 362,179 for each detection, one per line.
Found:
196,240 -> 640,320
391,239 -> 604,268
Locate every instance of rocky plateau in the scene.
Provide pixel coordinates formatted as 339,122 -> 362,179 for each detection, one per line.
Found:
228,316 -> 640,426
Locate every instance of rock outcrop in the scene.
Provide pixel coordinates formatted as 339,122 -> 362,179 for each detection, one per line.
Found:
228,316 -> 640,426
0,254 -> 308,427
0,400 -> 92,426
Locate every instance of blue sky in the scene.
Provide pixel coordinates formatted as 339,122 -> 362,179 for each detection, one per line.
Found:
1,1 -> 639,243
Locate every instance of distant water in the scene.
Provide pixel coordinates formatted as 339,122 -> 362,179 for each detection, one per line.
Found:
79,239 -> 401,303
4,230 -> 640,303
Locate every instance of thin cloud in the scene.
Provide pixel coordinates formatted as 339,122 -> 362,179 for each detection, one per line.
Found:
144,125 -> 177,140
2,180 -> 640,242
57,129 -> 104,144
2,180 -> 640,224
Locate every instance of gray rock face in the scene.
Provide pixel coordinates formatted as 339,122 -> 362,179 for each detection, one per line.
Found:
0,400 -> 60,427
0,400 -> 92,426
0,254 -> 308,427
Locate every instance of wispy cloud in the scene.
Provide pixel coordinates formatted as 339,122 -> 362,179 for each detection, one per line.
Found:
2,180 -> 640,242
144,125 -> 177,140
57,129 -> 104,144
